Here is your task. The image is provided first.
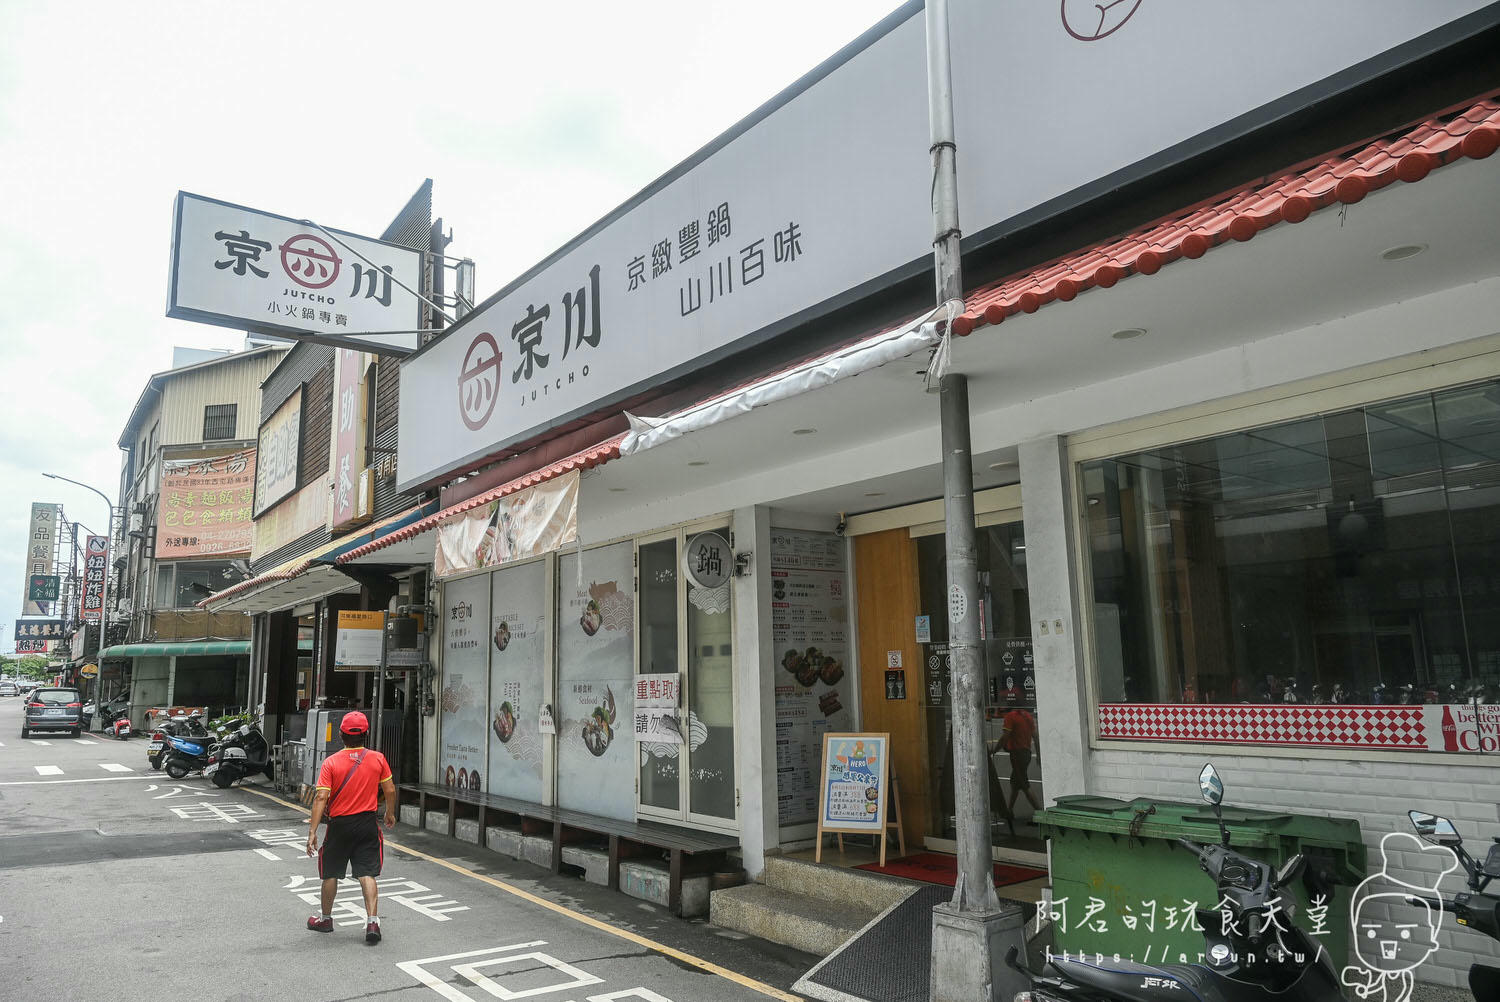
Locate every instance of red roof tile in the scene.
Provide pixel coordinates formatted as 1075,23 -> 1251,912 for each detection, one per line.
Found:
949,100 -> 1500,337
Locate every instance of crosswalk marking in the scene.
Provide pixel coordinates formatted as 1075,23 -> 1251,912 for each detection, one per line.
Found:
34,766 -> 62,776
99,763 -> 132,773
253,848 -> 280,861
76,740 -> 98,746
32,741 -> 51,746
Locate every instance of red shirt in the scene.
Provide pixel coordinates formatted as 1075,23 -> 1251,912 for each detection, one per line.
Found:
316,747 -> 392,817
1001,709 -> 1036,752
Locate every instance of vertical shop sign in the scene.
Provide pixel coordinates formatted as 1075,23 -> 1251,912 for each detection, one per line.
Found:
253,391 -> 302,516
487,559 -> 546,802
22,502 -> 59,616
770,528 -> 851,828
81,535 -> 108,623
330,348 -> 368,531
157,449 -> 257,558
440,574 -> 489,791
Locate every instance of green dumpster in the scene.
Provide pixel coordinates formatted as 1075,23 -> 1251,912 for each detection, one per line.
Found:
1038,795 -> 1365,969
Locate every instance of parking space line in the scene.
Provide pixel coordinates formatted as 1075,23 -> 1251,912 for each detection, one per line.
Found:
241,788 -> 800,1002
34,766 -> 63,776
99,763 -> 132,773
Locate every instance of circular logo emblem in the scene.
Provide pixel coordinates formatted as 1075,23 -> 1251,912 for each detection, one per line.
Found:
683,532 -> 732,590
1061,0 -> 1143,41
459,332 -> 503,431
279,233 -> 342,289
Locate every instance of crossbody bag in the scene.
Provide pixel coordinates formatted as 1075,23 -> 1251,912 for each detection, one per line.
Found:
324,750 -> 368,822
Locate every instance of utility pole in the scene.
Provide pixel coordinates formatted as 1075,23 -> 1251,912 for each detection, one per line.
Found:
924,2 -> 1028,1000
44,473 -> 115,727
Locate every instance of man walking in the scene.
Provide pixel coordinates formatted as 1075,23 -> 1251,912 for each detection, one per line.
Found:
999,705 -> 1042,818
305,711 -> 396,943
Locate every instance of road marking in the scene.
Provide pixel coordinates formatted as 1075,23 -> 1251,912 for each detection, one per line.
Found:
34,765 -> 63,776
0,775 -> 153,787
253,848 -> 280,861
77,740 -> 98,746
31,741 -> 51,746
242,788 -> 799,1002
99,763 -> 133,772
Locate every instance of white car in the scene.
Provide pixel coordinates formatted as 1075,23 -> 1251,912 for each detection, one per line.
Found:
0,682 -> 18,697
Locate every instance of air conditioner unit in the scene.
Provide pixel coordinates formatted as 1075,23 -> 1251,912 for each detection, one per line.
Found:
128,512 -> 144,533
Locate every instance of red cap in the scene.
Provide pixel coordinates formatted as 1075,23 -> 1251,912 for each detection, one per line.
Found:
340,710 -> 369,734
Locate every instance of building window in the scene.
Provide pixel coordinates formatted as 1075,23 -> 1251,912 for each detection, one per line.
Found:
1084,380 -> 1500,750
154,561 -> 249,609
203,404 -> 238,441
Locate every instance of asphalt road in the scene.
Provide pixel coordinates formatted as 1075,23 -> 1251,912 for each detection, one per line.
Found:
0,697 -> 814,1001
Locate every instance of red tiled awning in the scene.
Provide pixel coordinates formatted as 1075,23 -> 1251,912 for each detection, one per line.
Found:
334,435 -> 624,564
946,99 -> 1500,336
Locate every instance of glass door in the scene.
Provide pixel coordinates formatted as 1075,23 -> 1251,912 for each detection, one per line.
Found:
635,526 -> 738,830
917,516 -> 1043,862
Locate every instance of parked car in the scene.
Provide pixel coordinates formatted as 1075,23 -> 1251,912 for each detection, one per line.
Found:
0,681 -> 18,697
21,687 -> 84,738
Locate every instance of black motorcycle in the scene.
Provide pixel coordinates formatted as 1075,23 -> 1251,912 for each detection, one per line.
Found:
1010,763 -> 1343,1002
204,724 -> 273,789
1407,808 -> 1500,999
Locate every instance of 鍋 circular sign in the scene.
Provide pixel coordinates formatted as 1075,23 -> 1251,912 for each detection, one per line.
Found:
683,532 -> 732,590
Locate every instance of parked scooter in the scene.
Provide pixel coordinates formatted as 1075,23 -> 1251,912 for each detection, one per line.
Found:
161,730 -> 218,779
1009,763 -> 1344,1001
1406,809 -> 1500,999
147,712 -> 211,770
204,723 -> 273,789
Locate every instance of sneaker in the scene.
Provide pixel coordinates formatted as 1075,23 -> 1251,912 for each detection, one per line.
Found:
307,915 -> 333,933
365,919 -> 381,944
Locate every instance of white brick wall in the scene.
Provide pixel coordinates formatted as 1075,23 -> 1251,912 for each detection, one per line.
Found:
1090,748 -> 1500,989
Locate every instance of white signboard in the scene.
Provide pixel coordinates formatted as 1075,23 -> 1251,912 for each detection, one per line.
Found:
396,0 -> 1492,491
634,673 -> 683,745
168,191 -> 424,352
253,391 -> 302,516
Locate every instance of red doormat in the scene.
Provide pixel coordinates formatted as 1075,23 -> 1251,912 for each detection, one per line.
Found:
855,852 -> 1046,888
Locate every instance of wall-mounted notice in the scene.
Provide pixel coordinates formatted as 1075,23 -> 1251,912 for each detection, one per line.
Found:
770,528 -> 850,829
633,673 -> 683,744
816,732 -> 891,865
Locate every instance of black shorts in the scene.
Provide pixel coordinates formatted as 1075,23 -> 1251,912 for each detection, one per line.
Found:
319,811 -> 383,879
1008,748 -> 1033,790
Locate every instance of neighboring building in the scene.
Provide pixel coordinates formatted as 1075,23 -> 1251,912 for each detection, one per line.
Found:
107,344 -> 287,726
366,2 -> 1500,986
202,181 -> 440,781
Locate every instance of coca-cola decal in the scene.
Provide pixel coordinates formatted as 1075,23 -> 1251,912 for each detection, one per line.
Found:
1061,0 -> 1143,41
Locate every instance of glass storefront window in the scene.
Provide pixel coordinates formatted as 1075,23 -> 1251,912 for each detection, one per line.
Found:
687,580 -> 735,820
638,539 -> 681,813
1084,381 -> 1500,710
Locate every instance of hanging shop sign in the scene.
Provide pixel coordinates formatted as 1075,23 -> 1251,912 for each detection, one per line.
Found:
395,0 -> 1495,491
15,639 -> 48,654
14,620 -> 65,642
432,470 -> 579,578
166,191 -> 424,352
333,610 -> 385,669
253,390 -> 302,517
157,449 -> 257,558
815,732 -> 891,863
22,502 -> 59,616
251,479 -> 328,561
81,535 -> 108,623
79,663 -> 99,679
27,575 -> 59,603
682,532 -> 731,590
329,349 -> 370,532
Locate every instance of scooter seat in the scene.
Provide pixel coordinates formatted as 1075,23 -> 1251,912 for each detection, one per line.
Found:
1046,955 -> 1278,1002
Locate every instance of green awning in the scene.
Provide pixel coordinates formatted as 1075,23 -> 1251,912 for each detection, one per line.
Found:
98,641 -> 251,659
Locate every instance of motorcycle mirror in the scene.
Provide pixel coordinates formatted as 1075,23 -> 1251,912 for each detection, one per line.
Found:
1408,810 -> 1463,847
1198,763 -> 1224,806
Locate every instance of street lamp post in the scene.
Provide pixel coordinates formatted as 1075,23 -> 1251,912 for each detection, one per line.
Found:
43,473 -> 117,727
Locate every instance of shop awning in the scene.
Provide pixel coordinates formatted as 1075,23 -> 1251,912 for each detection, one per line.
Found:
334,438 -> 620,566
99,641 -> 251,658
315,499 -> 441,568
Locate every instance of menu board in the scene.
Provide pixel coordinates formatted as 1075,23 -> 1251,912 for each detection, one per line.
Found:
817,732 -> 889,835
770,528 -> 852,828
487,559 -> 546,802
440,573 -> 490,791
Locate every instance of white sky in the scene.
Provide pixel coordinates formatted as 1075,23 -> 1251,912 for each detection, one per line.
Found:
0,0 -> 909,653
